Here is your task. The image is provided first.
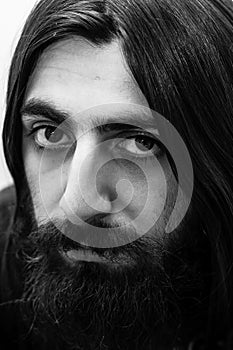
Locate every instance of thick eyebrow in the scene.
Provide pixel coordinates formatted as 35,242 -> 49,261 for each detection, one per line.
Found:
21,98 -> 70,125
20,98 -> 158,134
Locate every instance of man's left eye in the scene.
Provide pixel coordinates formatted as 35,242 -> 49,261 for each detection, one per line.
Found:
117,135 -> 161,156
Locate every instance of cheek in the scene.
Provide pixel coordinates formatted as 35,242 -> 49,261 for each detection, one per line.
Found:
122,156 -> 171,228
131,167 -> 167,213
22,142 -> 66,220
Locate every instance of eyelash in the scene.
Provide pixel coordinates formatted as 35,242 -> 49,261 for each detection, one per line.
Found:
117,132 -> 164,158
25,124 -> 72,151
25,124 -> 165,158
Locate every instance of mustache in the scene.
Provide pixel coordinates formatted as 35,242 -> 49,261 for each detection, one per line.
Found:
62,213 -> 141,249
17,216 -> 166,268
85,213 -> 124,228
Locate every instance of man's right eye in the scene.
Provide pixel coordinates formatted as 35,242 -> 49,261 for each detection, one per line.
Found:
30,125 -> 74,150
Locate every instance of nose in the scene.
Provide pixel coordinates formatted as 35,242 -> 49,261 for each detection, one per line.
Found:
59,134 -> 123,225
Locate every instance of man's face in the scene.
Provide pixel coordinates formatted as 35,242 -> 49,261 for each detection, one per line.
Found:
19,38 -> 207,349
21,37 -> 179,252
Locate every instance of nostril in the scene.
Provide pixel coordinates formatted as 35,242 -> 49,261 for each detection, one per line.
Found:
96,184 -> 118,202
109,188 -> 118,202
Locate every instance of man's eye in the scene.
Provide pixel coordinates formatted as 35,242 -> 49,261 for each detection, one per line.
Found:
117,135 -> 162,157
33,126 -> 73,149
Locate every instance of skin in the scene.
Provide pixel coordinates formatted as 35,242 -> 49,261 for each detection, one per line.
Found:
17,38 -> 207,349
21,37 -> 178,257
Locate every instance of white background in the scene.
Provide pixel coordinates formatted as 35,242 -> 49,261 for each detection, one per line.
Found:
0,0 -> 38,191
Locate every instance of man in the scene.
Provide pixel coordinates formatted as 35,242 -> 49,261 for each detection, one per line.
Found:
1,0 -> 233,349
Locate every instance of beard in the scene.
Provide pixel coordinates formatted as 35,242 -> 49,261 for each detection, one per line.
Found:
12,198 -> 210,350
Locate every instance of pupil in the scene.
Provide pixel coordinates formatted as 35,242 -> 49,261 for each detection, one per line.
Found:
135,136 -> 154,151
45,127 -> 63,143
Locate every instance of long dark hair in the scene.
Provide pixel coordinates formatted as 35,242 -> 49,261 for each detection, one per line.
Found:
2,0 -> 233,346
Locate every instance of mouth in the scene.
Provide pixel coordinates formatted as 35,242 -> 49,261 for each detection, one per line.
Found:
62,248 -> 105,263
59,247 -> 134,268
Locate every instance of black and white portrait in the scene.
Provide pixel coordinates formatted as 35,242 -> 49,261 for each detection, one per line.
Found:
0,1 -> 233,349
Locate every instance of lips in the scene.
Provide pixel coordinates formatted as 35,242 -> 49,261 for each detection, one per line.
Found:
60,247 -> 134,267
64,249 -> 105,263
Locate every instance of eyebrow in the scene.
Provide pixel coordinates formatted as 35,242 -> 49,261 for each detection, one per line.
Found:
20,98 -> 158,133
21,98 -> 70,125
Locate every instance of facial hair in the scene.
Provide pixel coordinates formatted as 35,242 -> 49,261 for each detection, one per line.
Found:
12,206 -> 211,350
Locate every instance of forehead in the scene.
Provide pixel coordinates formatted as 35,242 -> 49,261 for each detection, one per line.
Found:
24,37 -> 149,121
